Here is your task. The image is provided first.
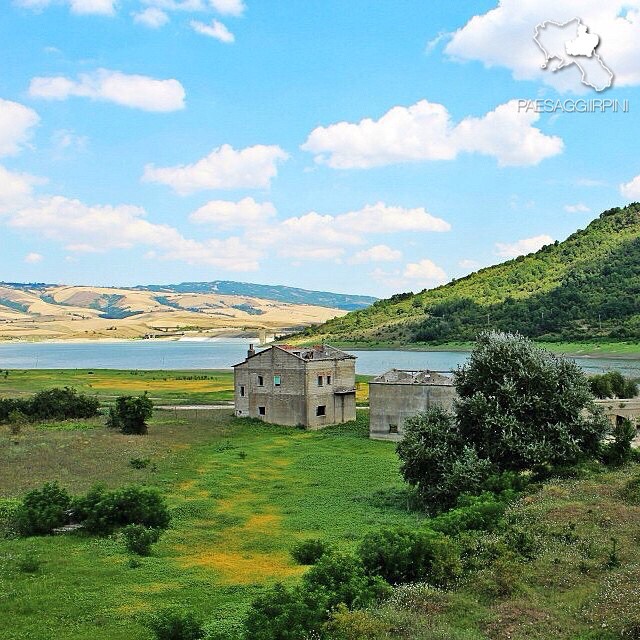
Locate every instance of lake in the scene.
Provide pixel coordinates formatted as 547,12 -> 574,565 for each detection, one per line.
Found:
0,338 -> 639,377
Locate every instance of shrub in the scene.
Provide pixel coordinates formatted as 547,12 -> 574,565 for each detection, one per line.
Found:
303,552 -> 392,612
0,388 -> 99,423
7,410 -> 28,435
244,582 -> 323,640
620,473 -> 640,505
291,538 -> 329,565
357,526 -> 461,587
15,482 -> 72,536
0,499 -> 20,538
324,604 -> 390,640
73,484 -> 170,535
107,394 -> 153,434
121,524 -> 161,556
147,608 -> 204,640
430,493 -> 510,537
601,419 -> 637,467
590,371 -> 638,399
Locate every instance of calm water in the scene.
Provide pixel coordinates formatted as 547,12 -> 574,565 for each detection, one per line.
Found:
0,338 -> 639,377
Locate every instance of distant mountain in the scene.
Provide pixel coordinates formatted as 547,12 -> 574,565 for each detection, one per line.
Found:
300,203 -> 640,345
0,280 -> 373,341
135,281 -> 377,311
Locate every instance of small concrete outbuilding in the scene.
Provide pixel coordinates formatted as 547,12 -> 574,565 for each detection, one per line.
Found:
233,344 -> 356,429
369,368 -> 456,441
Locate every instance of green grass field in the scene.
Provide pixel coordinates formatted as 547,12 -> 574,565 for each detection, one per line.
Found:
0,410 -> 418,639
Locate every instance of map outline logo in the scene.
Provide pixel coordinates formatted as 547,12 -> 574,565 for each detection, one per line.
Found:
533,18 -> 614,92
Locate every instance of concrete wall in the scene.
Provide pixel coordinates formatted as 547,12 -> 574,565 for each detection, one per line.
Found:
369,382 -> 456,441
234,348 -> 356,428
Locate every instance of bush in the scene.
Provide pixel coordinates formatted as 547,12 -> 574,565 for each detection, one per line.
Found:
291,538 -> 329,565
147,608 -> 204,640
324,604 -> 390,640
73,484 -> 170,535
244,582 -> 323,640
590,371 -> 638,399
0,498 -> 20,538
620,473 -> 640,505
430,493 -> 511,537
107,394 -> 153,434
15,481 -> 72,536
357,526 -> 461,587
0,387 -> 100,423
121,524 -> 161,556
601,419 -> 637,467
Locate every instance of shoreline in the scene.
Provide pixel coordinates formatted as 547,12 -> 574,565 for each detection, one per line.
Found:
0,335 -> 639,360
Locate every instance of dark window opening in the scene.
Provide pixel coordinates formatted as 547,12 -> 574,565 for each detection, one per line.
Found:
327,375 -> 332,385
389,424 -> 399,434
258,406 -> 266,416
240,385 -> 245,397
258,375 -> 264,387
316,405 -> 326,416
317,375 -> 323,387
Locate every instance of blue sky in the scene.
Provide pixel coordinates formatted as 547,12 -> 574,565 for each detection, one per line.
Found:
1,0 -> 639,297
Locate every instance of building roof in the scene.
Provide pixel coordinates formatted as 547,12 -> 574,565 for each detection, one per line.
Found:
371,368 -> 453,386
233,343 -> 355,367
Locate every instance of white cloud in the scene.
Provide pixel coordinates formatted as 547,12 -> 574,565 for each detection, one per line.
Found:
7,195 -> 260,271
24,252 -> 43,264
349,244 -> 402,264
16,0 -> 117,15
51,129 -> 88,152
445,1 -> 640,91
29,69 -> 185,112
0,166 -> 40,213
190,19 -> 234,42
302,99 -> 563,169
190,197 -> 276,229
620,175 -> 640,200
209,0 -> 245,16
143,144 -> 289,194
495,234 -> 554,258
403,259 -> 448,286
134,7 -> 169,27
0,99 -> 40,157
249,202 -> 450,263
564,203 -> 591,213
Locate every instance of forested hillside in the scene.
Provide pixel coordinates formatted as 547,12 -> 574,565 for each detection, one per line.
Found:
300,203 -> 640,345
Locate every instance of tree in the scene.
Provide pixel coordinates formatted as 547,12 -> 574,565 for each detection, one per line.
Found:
397,408 -> 493,509
15,482 -> 72,536
107,394 -> 153,434
454,331 -> 608,472
397,332 -> 610,510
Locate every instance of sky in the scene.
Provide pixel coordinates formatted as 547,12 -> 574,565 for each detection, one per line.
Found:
1,0 -> 640,298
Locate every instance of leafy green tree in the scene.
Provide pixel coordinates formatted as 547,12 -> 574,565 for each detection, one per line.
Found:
107,394 -> 153,434
121,524 -> 161,556
396,407 -> 493,509
455,332 -> 609,471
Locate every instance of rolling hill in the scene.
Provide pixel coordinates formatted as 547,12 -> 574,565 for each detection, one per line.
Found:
299,203 -> 640,345
0,281 -> 367,342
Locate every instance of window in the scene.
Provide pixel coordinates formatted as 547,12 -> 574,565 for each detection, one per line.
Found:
388,424 -> 398,434
258,406 -> 266,416
317,375 -> 323,387
316,405 -> 326,416
274,375 -> 281,387
257,375 -> 264,387
327,375 -> 332,385
240,385 -> 245,397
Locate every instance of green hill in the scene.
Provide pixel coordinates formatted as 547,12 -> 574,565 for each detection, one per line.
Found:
300,203 -> 640,345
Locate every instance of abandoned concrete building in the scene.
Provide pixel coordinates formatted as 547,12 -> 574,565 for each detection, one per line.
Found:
233,344 -> 357,428
369,368 -> 456,441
